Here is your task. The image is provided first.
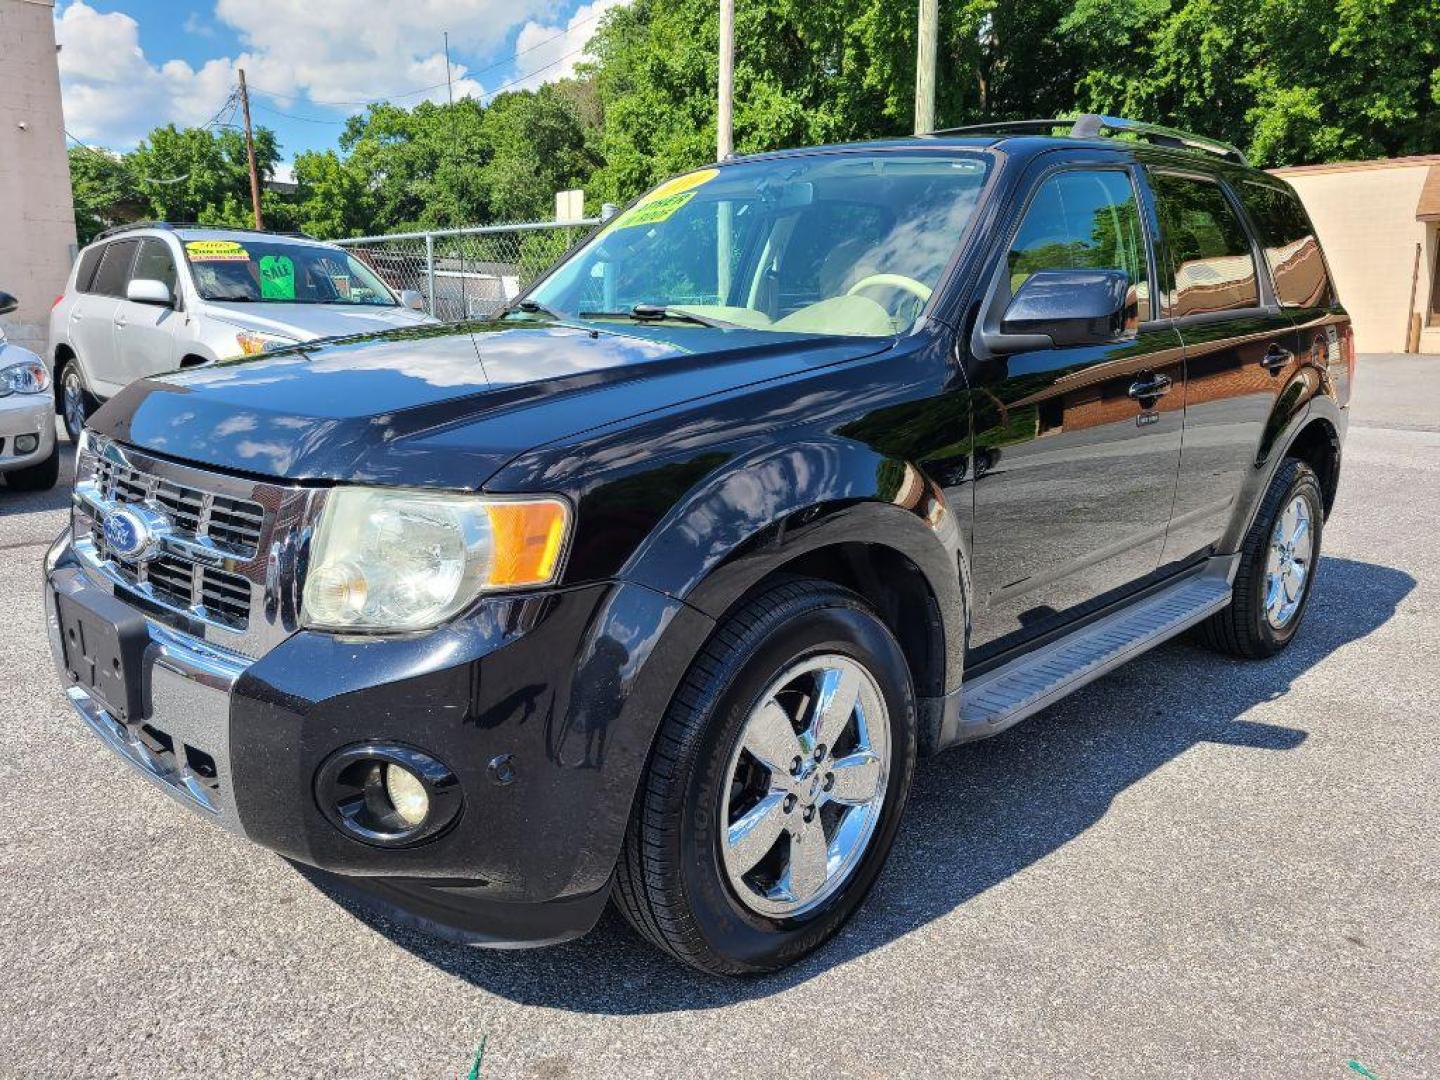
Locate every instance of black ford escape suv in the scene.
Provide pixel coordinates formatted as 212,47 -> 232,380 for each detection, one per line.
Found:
45,115 -> 1351,975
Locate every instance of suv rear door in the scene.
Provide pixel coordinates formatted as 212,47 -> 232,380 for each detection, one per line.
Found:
71,239 -> 138,398
113,237 -> 180,384
967,154 -> 1186,658
1147,168 -> 1303,566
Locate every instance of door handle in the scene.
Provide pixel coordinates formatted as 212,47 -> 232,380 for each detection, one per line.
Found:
1260,343 -> 1293,370
1128,373 -> 1173,401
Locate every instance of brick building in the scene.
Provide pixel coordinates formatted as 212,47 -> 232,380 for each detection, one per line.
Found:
0,0 -> 77,351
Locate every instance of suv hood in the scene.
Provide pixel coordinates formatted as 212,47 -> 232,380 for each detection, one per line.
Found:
199,300 -> 433,341
92,320 -> 890,488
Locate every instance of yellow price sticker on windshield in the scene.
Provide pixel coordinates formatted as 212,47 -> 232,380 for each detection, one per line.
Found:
606,168 -> 719,232
186,240 -> 250,262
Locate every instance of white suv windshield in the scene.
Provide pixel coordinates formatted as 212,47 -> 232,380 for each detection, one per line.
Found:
526,152 -> 992,337
182,238 -> 397,307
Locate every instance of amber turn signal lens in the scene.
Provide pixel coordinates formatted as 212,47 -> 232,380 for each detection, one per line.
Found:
485,499 -> 570,587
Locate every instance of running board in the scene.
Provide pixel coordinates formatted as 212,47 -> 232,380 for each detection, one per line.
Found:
952,562 -> 1235,744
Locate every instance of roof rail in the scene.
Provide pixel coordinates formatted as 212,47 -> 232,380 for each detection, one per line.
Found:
930,113 -> 1248,165
91,221 -> 320,243
93,221 -> 174,242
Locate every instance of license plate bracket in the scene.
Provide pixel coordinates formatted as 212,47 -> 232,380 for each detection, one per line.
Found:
56,589 -> 151,723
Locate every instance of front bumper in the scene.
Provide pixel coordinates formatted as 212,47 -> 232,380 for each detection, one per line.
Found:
0,394 -> 55,471
45,530 -> 714,946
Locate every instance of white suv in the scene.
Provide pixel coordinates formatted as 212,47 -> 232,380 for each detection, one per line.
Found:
49,224 -> 434,441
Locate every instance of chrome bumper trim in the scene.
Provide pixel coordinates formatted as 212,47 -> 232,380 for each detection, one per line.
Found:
47,552 -> 250,835
64,685 -> 227,816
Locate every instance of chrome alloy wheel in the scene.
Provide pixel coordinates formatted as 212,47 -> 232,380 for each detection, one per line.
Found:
720,654 -> 890,919
63,369 -> 86,438
1265,494 -> 1315,629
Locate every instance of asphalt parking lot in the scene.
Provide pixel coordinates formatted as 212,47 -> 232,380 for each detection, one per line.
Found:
0,355 -> 1435,1079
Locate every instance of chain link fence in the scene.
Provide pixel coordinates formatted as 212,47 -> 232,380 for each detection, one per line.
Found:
335,219 -> 601,322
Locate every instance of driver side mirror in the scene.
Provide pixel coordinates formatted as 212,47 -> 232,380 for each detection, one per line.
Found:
986,268 -> 1133,353
0,292 -> 17,316
126,278 -> 174,307
399,289 -> 425,312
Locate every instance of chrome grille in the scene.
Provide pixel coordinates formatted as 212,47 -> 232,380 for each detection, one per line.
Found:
94,456 -> 265,559
72,438 -> 316,659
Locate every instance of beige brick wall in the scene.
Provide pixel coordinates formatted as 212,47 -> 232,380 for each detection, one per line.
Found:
1272,157 -> 1439,355
0,0 -> 77,353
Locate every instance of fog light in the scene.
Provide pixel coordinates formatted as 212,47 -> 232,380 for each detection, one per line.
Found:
315,743 -> 461,847
14,434 -> 37,454
384,763 -> 429,826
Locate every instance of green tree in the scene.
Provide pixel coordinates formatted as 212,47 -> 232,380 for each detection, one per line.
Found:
123,123 -> 281,223
1062,0 -> 1440,166
68,146 -> 144,244
291,149 -> 375,238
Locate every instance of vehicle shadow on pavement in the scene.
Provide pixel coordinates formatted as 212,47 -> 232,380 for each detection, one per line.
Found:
304,555 -> 1414,1013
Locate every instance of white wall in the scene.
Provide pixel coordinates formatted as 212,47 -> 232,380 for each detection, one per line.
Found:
0,0 -> 78,352
1273,158 -> 1438,354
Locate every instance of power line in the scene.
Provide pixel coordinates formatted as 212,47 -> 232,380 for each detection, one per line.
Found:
252,101 -> 352,125
248,41 -> 590,125
245,9 -> 605,111
64,129 -> 191,186
199,88 -> 240,131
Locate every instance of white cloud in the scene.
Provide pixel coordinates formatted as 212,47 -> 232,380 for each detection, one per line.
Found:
209,0 -> 520,106
55,0 -> 574,150
57,3 -> 239,145
508,0 -> 628,94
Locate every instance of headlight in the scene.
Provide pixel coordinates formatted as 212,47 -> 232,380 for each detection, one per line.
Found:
0,359 -> 51,396
233,330 -> 296,357
301,487 -> 571,632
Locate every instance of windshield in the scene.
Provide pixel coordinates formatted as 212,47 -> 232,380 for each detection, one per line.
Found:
525,152 -> 992,337
182,238 -> 398,306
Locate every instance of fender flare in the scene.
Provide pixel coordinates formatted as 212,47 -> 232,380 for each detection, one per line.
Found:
618,437 -> 969,695
1220,365 -> 1344,552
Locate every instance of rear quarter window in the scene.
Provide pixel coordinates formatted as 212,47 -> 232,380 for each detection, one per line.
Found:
1238,181 -> 1335,309
89,239 -> 140,298
74,245 -> 105,294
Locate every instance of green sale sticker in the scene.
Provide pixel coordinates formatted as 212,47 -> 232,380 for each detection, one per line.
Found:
259,255 -> 296,300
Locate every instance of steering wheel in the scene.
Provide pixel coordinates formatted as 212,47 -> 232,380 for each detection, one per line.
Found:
846,273 -> 933,304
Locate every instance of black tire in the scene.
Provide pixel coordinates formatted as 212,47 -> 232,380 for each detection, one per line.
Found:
614,579 -> 917,975
1197,458 -> 1323,659
58,360 -> 95,443
5,440 -> 59,491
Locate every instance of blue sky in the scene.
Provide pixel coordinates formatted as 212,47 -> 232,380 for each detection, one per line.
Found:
56,0 -> 624,174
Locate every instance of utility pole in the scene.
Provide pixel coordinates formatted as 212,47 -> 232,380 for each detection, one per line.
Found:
717,0 -> 734,160
716,0 -> 735,301
237,69 -> 264,229
914,0 -> 938,134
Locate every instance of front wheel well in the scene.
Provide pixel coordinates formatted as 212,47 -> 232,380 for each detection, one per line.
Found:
738,542 -> 947,701
1286,419 -> 1342,516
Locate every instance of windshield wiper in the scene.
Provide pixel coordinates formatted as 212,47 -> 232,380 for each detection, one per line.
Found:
578,303 -> 734,328
504,298 -> 568,321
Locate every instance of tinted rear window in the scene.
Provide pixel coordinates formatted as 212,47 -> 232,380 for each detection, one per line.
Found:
90,239 -> 139,298
1152,173 -> 1260,316
75,246 -> 105,293
1238,182 -> 1335,309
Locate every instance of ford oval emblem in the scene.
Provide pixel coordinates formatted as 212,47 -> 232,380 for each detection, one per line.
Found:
101,505 -> 166,562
